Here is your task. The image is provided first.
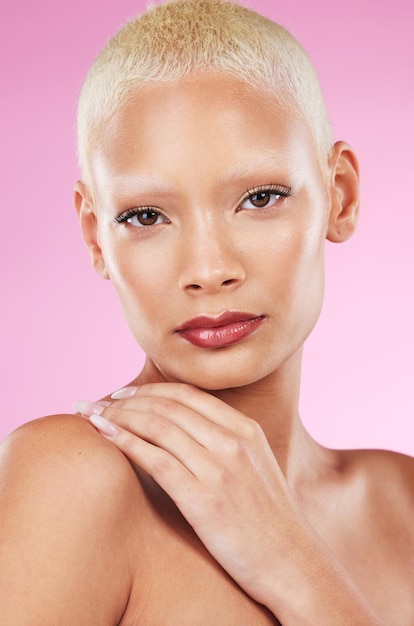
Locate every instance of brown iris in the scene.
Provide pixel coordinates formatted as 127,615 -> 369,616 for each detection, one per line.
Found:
249,191 -> 274,207
135,210 -> 159,226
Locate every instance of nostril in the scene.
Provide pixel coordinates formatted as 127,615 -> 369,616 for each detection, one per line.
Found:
222,278 -> 237,286
187,284 -> 202,290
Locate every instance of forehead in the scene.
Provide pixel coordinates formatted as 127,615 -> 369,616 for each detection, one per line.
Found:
90,73 -> 319,192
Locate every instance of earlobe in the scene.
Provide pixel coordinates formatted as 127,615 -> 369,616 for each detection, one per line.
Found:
326,141 -> 360,243
73,181 -> 109,279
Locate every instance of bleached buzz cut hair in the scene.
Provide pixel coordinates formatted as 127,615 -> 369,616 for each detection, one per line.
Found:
77,0 -> 334,185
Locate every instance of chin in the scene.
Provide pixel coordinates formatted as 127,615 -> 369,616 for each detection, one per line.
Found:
153,352 -> 276,391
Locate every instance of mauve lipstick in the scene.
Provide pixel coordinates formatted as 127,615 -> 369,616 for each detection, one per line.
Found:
176,311 -> 265,349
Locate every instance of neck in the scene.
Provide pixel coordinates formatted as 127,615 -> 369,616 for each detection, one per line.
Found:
137,349 -> 325,484
210,349 -> 319,479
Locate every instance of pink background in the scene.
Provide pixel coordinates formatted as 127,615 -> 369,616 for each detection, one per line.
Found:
1,0 -> 413,452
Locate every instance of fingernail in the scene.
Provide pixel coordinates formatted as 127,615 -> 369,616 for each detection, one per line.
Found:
111,386 -> 139,400
89,414 -> 120,437
73,400 -> 106,416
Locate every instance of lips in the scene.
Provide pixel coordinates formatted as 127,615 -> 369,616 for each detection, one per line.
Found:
176,312 -> 265,349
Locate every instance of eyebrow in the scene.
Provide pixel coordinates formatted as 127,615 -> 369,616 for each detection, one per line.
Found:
107,153 -> 287,198
219,153 -> 287,183
108,175 -> 173,198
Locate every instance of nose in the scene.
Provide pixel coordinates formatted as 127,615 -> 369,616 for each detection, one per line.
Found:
178,222 -> 246,294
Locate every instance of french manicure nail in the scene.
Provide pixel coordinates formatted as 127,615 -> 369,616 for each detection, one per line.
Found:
89,414 -> 120,437
72,400 -> 106,416
111,386 -> 139,400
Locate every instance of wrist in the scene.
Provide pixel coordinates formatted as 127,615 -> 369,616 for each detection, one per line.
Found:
253,521 -> 381,625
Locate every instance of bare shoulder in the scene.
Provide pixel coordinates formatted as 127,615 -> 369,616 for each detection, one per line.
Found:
343,447 -> 414,498
0,414 -> 146,625
331,447 -> 414,621
0,413 -> 142,511
337,447 -> 414,534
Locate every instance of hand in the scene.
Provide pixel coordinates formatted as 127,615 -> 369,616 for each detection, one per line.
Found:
74,383 -> 301,605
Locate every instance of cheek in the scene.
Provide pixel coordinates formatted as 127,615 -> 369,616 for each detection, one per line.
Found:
98,238 -> 161,324
289,221 -> 326,332
101,231 -> 156,291
259,211 -> 325,283
97,227 -> 185,354
264,211 -> 327,327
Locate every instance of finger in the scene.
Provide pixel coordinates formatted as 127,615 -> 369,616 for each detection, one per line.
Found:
88,414 -> 200,498
130,383 -> 256,436
95,406 -> 220,479
73,397 -> 236,465
107,395 -> 233,451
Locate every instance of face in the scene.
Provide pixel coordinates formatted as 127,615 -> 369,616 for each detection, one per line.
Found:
78,74 -> 343,390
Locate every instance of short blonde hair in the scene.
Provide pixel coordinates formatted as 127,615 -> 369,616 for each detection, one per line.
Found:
77,0 -> 333,184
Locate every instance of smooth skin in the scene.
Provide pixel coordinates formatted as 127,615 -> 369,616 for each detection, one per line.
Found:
1,74 -> 413,625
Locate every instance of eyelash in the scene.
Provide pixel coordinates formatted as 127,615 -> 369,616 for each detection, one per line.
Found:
114,207 -> 168,226
238,184 -> 292,211
114,183 -> 292,226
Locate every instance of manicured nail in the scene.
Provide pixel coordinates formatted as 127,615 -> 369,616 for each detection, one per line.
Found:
89,414 -> 120,437
72,400 -> 106,416
111,386 -> 139,400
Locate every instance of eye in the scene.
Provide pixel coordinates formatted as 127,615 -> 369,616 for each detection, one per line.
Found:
115,207 -> 169,227
239,185 -> 291,210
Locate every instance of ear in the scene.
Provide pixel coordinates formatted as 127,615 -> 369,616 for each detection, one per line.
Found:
326,141 -> 360,243
73,181 -> 109,279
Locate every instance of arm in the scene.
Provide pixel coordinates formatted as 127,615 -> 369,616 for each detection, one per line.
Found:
0,415 -> 135,625
78,383 -> 382,625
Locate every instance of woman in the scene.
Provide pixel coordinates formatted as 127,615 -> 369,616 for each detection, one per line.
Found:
1,1 -> 413,623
